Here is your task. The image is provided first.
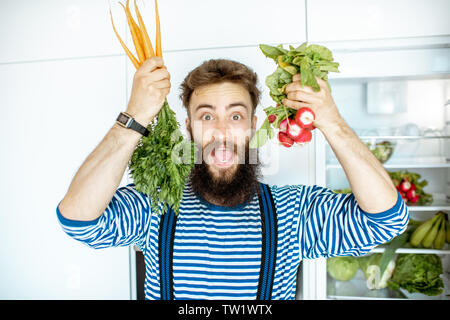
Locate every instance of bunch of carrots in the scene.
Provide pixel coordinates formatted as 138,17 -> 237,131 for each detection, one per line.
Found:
110,0 -> 195,215
110,0 -> 161,66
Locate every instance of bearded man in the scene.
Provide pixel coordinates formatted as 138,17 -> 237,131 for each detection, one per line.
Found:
57,57 -> 408,300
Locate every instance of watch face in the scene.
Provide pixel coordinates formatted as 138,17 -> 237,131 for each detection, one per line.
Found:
118,113 -> 129,124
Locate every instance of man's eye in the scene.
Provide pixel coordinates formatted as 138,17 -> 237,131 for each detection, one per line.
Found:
202,114 -> 213,121
231,114 -> 242,121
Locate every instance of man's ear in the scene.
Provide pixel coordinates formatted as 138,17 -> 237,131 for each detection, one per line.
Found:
185,117 -> 192,140
252,115 -> 258,131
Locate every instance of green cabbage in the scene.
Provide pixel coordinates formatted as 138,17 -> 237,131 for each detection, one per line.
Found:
327,256 -> 359,281
388,254 -> 444,296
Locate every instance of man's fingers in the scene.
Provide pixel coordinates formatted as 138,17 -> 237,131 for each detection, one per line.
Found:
286,90 -> 317,104
148,67 -> 170,81
282,98 -> 310,110
138,56 -> 164,73
152,79 -> 171,89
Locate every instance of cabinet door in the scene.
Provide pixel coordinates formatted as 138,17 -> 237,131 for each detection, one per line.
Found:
0,56 -> 131,299
0,0 -> 127,64
152,0 -> 307,51
307,0 -> 450,42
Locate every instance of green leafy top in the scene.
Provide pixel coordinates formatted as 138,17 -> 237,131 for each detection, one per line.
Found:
129,100 -> 196,215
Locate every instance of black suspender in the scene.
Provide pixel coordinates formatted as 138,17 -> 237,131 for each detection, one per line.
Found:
256,183 -> 278,300
158,204 -> 177,300
158,182 -> 278,300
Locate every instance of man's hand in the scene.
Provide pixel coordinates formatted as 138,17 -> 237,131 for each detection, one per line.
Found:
126,57 -> 171,126
281,73 -> 343,131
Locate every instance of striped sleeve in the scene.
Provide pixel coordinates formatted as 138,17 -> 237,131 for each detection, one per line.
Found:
276,185 -> 409,260
56,183 -> 151,251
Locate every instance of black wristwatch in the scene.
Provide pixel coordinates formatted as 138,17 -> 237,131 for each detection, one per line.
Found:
116,112 -> 149,137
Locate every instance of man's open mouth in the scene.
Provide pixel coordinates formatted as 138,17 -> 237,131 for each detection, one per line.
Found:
210,147 -> 235,168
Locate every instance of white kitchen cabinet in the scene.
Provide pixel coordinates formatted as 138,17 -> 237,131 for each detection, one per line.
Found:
0,56 -> 132,299
307,0 -> 450,43
0,0 -> 307,64
151,0 -> 306,53
0,0 -> 127,64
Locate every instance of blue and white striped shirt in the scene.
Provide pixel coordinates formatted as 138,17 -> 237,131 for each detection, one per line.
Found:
56,181 -> 409,300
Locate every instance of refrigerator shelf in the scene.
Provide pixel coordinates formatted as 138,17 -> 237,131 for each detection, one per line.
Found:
359,135 -> 450,140
407,204 -> 450,212
371,247 -> 450,255
326,162 -> 450,169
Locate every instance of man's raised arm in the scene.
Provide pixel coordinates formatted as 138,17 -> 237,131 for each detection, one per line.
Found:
58,57 -> 170,221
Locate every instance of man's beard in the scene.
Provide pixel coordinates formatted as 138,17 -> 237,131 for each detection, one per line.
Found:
189,137 -> 262,207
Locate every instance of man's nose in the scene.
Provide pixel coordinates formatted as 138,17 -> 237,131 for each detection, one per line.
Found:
212,118 -> 230,142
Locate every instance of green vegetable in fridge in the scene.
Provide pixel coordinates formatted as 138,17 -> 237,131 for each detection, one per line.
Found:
326,256 -> 359,281
365,140 -> 395,163
358,253 -> 396,290
388,254 -> 444,296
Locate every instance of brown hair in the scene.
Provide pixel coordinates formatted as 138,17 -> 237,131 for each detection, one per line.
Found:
179,59 -> 261,117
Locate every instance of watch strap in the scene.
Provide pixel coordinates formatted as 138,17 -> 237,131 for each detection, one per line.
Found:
116,112 -> 150,137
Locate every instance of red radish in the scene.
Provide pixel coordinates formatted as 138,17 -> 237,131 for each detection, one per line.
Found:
279,119 -> 289,132
286,119 -> 304,141
278,131 -> 294,147
295,107 -> 315,130
294,128 -> 312,143
409,183 -> 416,192
409,195 -> 419,204
406,189 -> 416,200
268,114 -> 277,123
399,179 -> 411,193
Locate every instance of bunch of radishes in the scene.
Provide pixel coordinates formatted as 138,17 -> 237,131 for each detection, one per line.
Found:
389,170 -> 433,206
273,107 -> 315,147
395,178 -> 420,204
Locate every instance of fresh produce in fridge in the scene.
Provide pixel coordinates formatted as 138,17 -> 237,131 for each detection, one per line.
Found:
409,211 -> 446,248
433,215 -> 446,250
358,253 -> 396,290
326,256 -> 359,281
388,254 -> 444,296
389,170 -> 433,206
250,42 -> 340,149
365,140 -> 395,164
446,219 -> 450,243
110,0 -> 195,215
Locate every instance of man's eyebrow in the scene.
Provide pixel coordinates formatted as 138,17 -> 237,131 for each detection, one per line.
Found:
194,102 -> 250,113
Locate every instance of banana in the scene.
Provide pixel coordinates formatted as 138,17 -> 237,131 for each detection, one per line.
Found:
446,219 -> 450,244
410,213 -> 441,247
422,213 -> 443,248
433,216 -> 446,249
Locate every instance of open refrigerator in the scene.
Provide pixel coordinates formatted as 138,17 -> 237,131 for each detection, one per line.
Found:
298,39 -> 450,300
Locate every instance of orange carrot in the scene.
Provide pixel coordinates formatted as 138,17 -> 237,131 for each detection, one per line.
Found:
121,0 -> 146,64
109,8 -> 140,69
134,0 -> 155,58
154,0 -> 162,58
